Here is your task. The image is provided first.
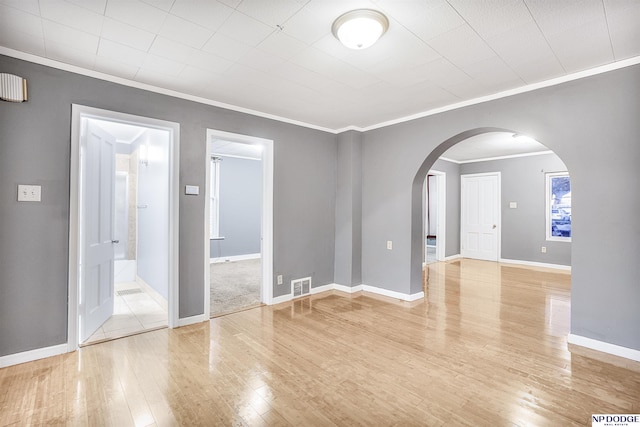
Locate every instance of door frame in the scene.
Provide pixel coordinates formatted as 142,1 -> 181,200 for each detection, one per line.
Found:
460,172 -> 501,261
204,129 -> 274,318
68,104 -> 180,351
425,170 -> 446,262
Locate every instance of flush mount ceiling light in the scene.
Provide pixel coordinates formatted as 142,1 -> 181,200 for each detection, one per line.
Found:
332,9 -> 389,50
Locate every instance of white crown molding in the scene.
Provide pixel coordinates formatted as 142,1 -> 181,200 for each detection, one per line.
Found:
358,55 -> 640,132
441,150 -> 555,165
0,47 -> 337,134
2,47 -> 639,135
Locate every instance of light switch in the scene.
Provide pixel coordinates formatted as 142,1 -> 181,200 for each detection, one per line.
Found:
509,202 -> 517,209
17,184 -> 41,202
387,240 -> 393,250
185,185 -> 199,195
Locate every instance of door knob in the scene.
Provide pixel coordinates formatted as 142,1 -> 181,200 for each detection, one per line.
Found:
492,224 -> 496,229
112,240 -> 119,244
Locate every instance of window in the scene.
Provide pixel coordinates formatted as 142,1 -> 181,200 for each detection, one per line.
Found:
546,172 -> 571,241
210,156 -> 221,239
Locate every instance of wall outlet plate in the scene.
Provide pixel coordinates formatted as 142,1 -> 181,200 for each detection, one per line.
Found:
17,184 -> 41,202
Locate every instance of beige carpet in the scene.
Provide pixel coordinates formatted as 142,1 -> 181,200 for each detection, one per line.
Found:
210,258 -> 262,316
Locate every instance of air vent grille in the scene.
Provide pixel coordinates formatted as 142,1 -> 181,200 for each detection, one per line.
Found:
292,277 -> 311,298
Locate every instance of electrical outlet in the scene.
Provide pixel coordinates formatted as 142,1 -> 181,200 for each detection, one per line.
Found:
541,246 -> 547,253
17,184 -> 41,202
387,240 -> 393,250
277,275 -> 283,285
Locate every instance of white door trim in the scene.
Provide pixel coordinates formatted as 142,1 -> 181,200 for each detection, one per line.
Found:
68,105 -> 180,352
427,170 -> 446,262
204,129 -> 274,318
460,172 -> 501,261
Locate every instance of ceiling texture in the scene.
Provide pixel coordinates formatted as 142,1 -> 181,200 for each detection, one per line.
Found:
0,0 -> 639,132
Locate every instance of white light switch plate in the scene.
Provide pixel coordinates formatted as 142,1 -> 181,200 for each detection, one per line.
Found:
509,202 -> 517,209
18,184 -> 41,202
185,185 -> 199,195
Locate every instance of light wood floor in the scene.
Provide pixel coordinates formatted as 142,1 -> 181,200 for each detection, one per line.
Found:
1,259 -> 639,426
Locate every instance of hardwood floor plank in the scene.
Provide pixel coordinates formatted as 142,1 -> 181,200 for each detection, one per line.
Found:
1,259 -> 638,426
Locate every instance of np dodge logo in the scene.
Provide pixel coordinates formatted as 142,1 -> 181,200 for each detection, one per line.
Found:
592,414 -> 640,426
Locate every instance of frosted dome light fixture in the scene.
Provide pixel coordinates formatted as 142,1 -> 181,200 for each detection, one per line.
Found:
332,9 -> 389,50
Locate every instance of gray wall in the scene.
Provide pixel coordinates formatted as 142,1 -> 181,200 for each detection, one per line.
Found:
334,131 -> 362,286
137,129 -> 170,300
460,153 -> 570,266
361,64 -> 640,351
210,156 -> 262,258
0,54 -> 336,357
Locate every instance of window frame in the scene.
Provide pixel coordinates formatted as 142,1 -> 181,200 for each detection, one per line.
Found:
545,171 -> 571,242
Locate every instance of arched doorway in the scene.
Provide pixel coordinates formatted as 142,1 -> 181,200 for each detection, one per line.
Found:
410,127 -> 572,291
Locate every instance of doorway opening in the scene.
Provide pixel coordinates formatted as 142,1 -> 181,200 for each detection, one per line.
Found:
411,128 -> 572,295
204,129 -> 273,318
68,105 -> 179,350
424,170 -> 446,265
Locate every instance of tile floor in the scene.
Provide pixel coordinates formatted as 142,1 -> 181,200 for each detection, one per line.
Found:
84,281 -> 168,345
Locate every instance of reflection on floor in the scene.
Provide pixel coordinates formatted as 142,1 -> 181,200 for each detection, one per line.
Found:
210,258 -> 262,317
426,245 -> 436,264
84,281 -> 167,345
426,236 -> 437,264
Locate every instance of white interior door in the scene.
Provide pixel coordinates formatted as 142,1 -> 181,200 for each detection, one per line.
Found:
81,121 -> 116,342
461,173 -> 500,261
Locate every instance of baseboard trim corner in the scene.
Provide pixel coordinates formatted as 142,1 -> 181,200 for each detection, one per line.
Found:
361,284 -> 425,302
177,314 -> 207,327
443,254 -> 462,261
567,333 -> 640,363
0,343 -> 69,368
333,283 -> 364,294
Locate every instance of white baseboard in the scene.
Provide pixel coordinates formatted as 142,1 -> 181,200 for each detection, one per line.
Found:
136,275 -> 169,311
443,254 -> 462,261
332,283 -> 423,302
362,284 -> 424,302
0,343 -> 69,368
271,293 -> 293,305
210,253 -> 261,264
270,282 -> 427,305
568,334 -> 640,362
310,283 -> 335,294
499,258 -> 571,271
177,314 -> 207,327
333,283 -> 364,294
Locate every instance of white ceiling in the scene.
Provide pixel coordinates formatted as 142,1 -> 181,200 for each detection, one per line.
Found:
441,131 -> 551,163
1,0 -> 639,131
